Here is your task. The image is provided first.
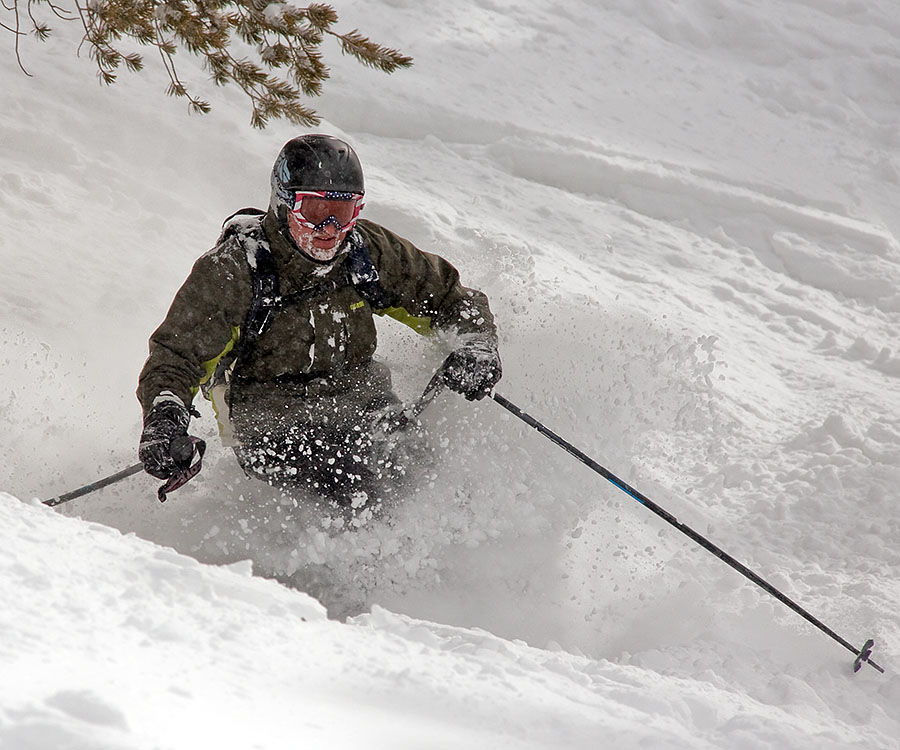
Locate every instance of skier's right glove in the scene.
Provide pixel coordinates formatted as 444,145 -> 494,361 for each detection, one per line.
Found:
139,397 -> 195,479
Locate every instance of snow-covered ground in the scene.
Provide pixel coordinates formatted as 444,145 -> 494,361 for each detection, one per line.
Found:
2,0 -> 899,747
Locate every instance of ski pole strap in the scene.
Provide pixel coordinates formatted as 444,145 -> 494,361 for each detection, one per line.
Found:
490,392 -> 886,675
157,437 -> 206,503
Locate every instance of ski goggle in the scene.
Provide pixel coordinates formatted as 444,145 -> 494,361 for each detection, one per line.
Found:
290,190 -> 364,232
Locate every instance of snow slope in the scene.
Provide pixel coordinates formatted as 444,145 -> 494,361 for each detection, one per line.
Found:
2,0 -> 900,747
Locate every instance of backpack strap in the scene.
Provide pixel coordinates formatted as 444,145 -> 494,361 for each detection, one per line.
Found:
344,229 -> 396,310
243,239 -> 280,342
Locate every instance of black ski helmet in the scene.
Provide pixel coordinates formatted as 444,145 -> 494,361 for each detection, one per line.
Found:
270,134 -> 365,213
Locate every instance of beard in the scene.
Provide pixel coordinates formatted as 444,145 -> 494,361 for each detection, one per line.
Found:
296,231 -> 343,263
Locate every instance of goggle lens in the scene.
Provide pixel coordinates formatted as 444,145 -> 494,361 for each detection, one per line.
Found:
292,191 -> 364,231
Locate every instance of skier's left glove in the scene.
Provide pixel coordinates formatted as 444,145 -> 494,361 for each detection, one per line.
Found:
441,341 -> 502,401
139,396 -> 197,479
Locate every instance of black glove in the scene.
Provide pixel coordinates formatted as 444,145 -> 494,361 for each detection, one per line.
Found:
139,399 -> 194,479
441,341 -> 502,401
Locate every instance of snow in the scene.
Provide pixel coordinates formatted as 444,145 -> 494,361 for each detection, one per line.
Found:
2,0 -> 900,747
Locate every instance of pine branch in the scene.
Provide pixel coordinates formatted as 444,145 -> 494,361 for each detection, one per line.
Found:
304,2 -> 335,30
41,0 -> 76,22
331,28 -> 412,72
4,0 -> 413,127
6,0 -> 32,75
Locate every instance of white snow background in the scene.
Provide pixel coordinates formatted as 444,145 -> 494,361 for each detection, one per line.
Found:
2,0 -> 900,747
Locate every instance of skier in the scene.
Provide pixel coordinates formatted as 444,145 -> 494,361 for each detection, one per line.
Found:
137,134 -> 501,509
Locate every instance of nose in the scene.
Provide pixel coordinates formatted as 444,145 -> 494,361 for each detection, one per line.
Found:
314,217 -> 341,236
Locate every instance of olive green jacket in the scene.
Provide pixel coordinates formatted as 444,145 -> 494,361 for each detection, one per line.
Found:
137,212 -> 497,415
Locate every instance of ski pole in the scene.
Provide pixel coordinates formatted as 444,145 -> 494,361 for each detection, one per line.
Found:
43,436 -> 206,507
374,369 -> 446,436
43,463 -> 144,507
490,391 -> 885,675
407,369 -> 446,422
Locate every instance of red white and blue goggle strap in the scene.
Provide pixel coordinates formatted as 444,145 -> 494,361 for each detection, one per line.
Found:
290,190 -> 365,232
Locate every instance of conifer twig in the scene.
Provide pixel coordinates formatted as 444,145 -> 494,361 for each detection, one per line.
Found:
3,0 -> 412,127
